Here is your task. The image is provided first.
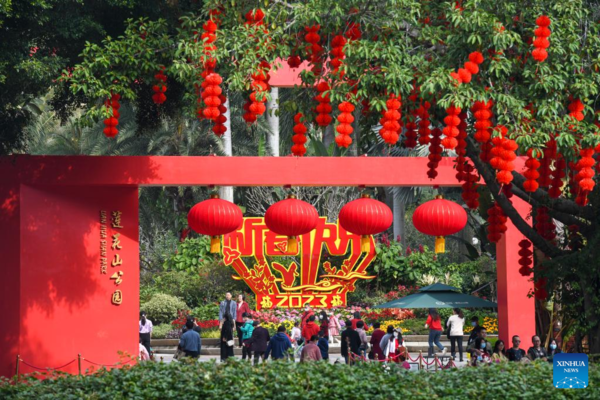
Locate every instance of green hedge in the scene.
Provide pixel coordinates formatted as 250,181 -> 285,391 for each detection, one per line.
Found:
1,360 -> 598,399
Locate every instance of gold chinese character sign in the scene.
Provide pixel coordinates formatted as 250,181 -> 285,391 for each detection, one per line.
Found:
222,217 -> 376,309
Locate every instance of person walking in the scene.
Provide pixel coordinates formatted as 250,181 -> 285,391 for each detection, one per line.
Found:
370,322 -> 386,361
265,326 -> 292,361
235,294 -> 250,347
328,311 -> 341,344
355,321 -> 369,359
300,335 -> 323,362
240,313 -> 255,361
250,320 -> 270,365
446,308 -> 465,362
220,314 -> 235,361
302,315 -> 320,342
179,320 -> 201,359
425,309 -> 446,357
139,311 -> 153,356
341,320 -> 361,365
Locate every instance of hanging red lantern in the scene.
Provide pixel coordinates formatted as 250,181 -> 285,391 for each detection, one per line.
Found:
412,195 -> 468,253
335,101 -> 355,148
315,81 -> 332,127
454,112 -> 468,182
523,149 -> 541,192
487,202 -> 507,243
461,163 -> 480,210
549,155 -> 566,198
188,193 -> 243,253
379,94 -> 402,145
441,105 -> 461,150
427,128 -> 443,180
417,100 -> 431,146
103,93 -> 121,138
339,193 -> 393,253
152,66 -> 167,105
472,99 -> 493,162
265,194 -> 319,254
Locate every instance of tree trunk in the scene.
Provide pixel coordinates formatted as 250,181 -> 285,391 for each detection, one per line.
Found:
266,87 -> 280,157
392,194 -> 406,244
219,95 -> 234,202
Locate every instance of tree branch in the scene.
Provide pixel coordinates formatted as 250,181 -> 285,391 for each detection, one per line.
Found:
465,136 -> 567,258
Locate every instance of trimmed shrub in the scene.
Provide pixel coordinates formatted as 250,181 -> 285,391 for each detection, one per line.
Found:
152,323 -> 174,339
2,359 -> 598,398
141,293 -> 187,325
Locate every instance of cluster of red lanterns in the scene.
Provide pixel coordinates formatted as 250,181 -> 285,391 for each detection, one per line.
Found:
379,95 -> 402,145
532,15 -> 551,63
188,189 -> 395,255
304,25 -> 324,75
152,66 -> 167,105
461,163 -> 480,209
535,206 -> 556,242
574,148 -> 596,206
490,126 -> 518,185
450,51 -> 484,84
538,139 -> 556,187
330,34 -> 346,77
417,101 -> 432,146
518,239 -> 533,277
315,81 -> 332,127
403,102 -> 418,148
441,105 -> 461,150
427,128 -> 442,179
454,113 -> 468,181
523,149 -> 540,192
549,155 -> 566,198
472,100 -> 493,162
486,202 -> 507,243
103,93 -> 121,138
292,113 -> 308,156
412,195 -> 468,253
335,101 -> 355,148
202,73 -> 224,121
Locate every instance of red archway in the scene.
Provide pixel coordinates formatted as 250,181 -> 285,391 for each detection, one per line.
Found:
0,155 -> 534,377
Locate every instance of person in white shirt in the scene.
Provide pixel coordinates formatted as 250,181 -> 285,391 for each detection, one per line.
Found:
446,308 -> 465,362
291,321 -> 302,347
139,311 -> 153,356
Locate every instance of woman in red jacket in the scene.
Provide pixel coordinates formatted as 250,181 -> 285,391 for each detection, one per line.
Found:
425,308 -> 446,357
235,294 -> 251,347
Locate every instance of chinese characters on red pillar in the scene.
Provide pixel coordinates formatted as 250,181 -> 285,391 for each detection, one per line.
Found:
100,210 -> 124,305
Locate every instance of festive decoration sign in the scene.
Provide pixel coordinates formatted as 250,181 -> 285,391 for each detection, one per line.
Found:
222,217 -> 376,310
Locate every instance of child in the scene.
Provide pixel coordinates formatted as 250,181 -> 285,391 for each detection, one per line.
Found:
317,330 -> 329,361
240,313 -> 254,361
328,311 -> 341,344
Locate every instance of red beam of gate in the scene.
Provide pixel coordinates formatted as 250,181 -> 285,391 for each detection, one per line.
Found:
2,155 -> 525,187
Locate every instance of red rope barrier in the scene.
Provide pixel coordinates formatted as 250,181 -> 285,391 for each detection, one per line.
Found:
82,357 -> 135,367
19,358 -> 76,371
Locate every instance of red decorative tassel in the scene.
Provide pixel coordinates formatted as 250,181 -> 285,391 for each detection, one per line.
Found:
315,81 -> 332,127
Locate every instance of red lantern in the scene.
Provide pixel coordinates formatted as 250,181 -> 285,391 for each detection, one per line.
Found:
339,194 -> 393,252
265,194 -> 319,254
188,194 -> 243,253
412,195 -> 468,253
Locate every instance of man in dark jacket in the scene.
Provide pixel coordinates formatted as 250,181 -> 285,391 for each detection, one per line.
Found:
341,320 -> 361,365
250,320 -> 270,365
265,326 -> 292,361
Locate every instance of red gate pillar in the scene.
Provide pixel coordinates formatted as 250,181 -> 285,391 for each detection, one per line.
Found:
496,196 -> 535,345
0,184 -> 139,377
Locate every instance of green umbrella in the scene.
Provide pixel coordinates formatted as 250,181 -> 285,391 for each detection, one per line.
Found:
373,286 -> 497,309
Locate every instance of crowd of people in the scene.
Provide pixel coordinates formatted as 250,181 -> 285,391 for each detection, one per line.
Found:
138,293 -> 565,367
